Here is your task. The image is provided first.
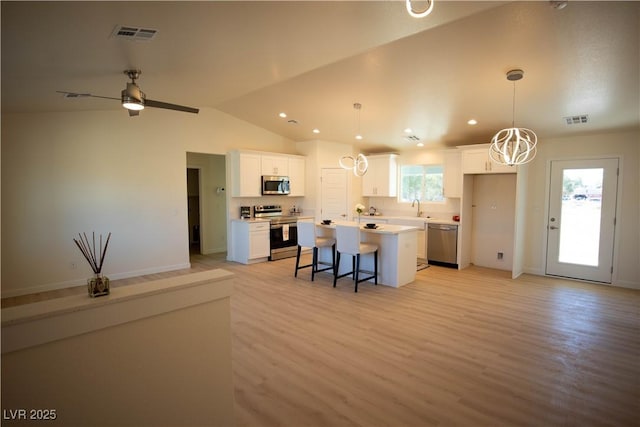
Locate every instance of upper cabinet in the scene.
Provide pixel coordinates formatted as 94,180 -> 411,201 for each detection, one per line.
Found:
460,145 -> 516,174
261,155 -> 289,176
362,154 -> 398,197
229,150 -> 305,197
229,151 -> 262,197
288,156 -> 305,197
443,150 -> 462,198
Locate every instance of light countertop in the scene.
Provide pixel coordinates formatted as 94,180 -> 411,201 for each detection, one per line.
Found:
318,221 -> 419,235
359,215 -> 460,226
232,216 -> 314,223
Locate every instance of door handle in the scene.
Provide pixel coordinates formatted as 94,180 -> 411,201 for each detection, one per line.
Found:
549,225 -> 559,230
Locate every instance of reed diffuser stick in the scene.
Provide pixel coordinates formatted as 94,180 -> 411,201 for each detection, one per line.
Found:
73,232 -> 111,274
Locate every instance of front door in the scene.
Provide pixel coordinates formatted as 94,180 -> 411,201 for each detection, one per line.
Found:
545,158 -> 619,283
321,168 -> 348,221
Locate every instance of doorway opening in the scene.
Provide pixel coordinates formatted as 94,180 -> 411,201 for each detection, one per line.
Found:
187,168 -> 201,254
186,152 -> 228,258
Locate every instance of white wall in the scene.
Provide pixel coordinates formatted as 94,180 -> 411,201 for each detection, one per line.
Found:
522,130 -> 640,288
470,174 -> 517,271
1,107 -> 296,297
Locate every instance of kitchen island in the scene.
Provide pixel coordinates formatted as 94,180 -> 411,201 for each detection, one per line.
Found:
316,222 -> 418,287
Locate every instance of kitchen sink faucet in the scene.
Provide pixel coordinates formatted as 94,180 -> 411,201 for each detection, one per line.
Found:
411,199 -> 422,217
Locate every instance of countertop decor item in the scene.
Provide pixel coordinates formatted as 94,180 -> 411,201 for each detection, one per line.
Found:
73,231 -> 112,297
355,203 -> 365,223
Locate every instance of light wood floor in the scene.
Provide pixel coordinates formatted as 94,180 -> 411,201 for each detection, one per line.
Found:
4,254 -> 639,426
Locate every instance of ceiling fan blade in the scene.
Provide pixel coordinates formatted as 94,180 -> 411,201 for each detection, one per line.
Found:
57,91 -> 120,101
145,99 -> 199,114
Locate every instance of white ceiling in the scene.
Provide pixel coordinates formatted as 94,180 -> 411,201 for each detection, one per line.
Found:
2,1 -> 638,153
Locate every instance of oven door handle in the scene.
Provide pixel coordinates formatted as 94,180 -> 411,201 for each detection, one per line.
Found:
270,223 -> 297,229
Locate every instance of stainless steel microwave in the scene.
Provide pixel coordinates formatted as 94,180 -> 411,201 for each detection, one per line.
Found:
262,175 -> 290,195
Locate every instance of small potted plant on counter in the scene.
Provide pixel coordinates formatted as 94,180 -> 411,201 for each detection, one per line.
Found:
355,203 -> 365,223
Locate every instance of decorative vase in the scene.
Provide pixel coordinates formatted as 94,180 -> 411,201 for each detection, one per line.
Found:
88,274 -> 110,298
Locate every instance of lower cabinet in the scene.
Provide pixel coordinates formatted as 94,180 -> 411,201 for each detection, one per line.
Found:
231,221 -> 270,264
383,218 -> 427,261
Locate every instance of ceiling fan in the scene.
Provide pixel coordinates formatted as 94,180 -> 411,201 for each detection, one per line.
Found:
57,69 -> 199,117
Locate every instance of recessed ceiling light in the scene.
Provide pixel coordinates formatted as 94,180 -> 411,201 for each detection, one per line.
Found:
467,119 -> 478,125
355,134 -> 363,140
312,128 -> 320,134
279,112 -> 287,118
404,128 -> 412,133
417,142 -> 424,147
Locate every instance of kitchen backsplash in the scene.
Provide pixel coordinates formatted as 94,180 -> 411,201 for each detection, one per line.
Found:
228,195 -> 305,219
365,196 -> 461,219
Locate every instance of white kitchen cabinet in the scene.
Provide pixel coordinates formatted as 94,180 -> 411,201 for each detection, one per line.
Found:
288,156 -> 305,196
261,155 -> 289,176
362,154 -> 398,197
231,221 -> 270,264
443,150 -> 462,198
229,151 -> 262,197
384,217 -> 426,260
461,145 -> 515,174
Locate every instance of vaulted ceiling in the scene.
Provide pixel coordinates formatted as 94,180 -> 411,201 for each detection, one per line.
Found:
2,1 -> 638,152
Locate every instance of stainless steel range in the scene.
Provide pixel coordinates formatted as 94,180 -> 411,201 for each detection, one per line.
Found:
254,205 -> 299,260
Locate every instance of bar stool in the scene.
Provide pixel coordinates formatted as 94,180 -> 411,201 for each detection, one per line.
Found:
294,221 -> 336,281
333,224 -> 378,292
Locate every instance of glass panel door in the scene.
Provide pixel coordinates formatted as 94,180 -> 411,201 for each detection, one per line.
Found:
546,158 -> 618,283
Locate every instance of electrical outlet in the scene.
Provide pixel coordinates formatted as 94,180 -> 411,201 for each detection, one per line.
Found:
497,252 -> 504,260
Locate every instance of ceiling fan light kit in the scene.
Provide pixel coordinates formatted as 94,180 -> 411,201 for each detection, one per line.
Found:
58,69 -> 199,117
121,96 -> 144,111
489,69 -> 537,166
121,71 -> 145,111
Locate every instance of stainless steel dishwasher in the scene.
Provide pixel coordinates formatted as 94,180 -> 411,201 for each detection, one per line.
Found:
427,223 -> 458,268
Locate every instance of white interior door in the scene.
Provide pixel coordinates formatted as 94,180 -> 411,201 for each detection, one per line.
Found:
321,168 -> 348,221
546,158 -> 619,283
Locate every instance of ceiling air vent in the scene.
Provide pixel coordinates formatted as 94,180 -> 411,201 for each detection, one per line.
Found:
405,135 -> 420,142
564,115 -> 589,125
111,25 -> 158,41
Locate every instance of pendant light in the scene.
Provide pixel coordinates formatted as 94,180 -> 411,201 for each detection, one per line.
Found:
339,153 -> 369,177
489,69 -> 537,166
339,103 -> 368,176
406,0 -> 434,18
353,102 -> 363,140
